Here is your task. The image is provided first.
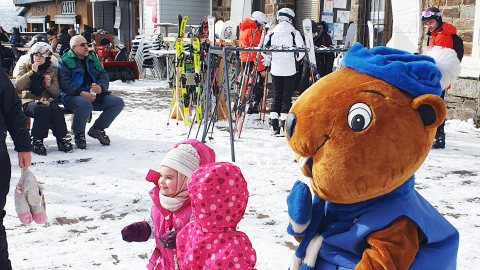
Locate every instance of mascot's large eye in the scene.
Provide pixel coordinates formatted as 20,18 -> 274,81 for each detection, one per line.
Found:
348,103 -> 372,132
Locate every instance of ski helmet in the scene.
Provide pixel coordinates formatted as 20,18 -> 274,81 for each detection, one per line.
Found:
30,42 -> 53,57
422,7 -> 442,24
251,11 -> 267,26
276,8 -> 295,24
29,34 -> 48,47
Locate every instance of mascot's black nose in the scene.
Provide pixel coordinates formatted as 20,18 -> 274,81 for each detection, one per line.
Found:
286,112 -> 296,140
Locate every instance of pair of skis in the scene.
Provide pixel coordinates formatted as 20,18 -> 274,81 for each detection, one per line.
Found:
233,28 -> 266,140
303,19 -> 319,84
169,14 -> 190,126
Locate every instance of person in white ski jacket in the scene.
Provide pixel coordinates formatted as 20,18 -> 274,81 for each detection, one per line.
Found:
262,8 -> 304,136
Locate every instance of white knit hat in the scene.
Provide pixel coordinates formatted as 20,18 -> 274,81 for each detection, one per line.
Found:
160,144 -> 201,178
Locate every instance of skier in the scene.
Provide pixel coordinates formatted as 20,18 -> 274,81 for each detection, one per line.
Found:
422,7 -> 462,149
238,11 -> 268,114
262,7 -> 304,136
121,140 -> 215,270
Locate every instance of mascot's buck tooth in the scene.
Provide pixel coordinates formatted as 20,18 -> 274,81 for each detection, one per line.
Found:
285,43 -> 460,270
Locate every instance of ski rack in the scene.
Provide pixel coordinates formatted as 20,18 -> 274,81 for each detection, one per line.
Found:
202,46 -> 350,161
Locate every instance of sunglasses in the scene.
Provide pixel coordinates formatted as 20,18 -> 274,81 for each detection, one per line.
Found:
422,11 -> 441,18
74,42 -> 90,47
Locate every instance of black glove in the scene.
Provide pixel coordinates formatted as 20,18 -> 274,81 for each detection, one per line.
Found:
29,72 -> 45,97
95,90 -> 111,103
159,230 -> 178,249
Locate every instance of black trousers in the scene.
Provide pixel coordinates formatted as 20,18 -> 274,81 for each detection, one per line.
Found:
23,101 -> 68,139
271,74 -> 297,114
436,90 -> 446,135
244,62 -> 265,103
0,156 -> 12,270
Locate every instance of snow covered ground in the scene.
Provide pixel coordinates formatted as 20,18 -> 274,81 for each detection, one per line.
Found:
5,79 -> 480,269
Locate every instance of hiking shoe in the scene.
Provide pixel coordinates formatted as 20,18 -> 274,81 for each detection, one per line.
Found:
74,132 -> 87,149
432,133 -> 445,149
32,137 -> 47,156
57,135 -> 73,153
88,126 -> 110,145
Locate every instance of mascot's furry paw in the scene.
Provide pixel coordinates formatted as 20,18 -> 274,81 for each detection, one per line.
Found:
287,181 -> 312,236
14,168 -> 47,225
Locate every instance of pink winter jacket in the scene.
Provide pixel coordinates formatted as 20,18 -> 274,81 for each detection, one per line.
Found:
148,185 -> 192,270
176,162 -> 257,270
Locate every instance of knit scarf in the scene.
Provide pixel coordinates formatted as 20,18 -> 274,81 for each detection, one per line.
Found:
159,190 -> 189,211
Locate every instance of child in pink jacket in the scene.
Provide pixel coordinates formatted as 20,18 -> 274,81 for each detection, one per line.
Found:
121,139 -> 215,270
176,162 -> 257,270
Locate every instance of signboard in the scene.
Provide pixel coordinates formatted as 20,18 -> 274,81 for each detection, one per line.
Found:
27,16 -> 47,24
62,1 -> 76,15
55,15 -> 77,25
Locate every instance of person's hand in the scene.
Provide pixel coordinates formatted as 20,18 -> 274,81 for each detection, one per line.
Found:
31,62 -> 39,73
90,83 -> 102,94
260,70 -> 267,78
44,75 -> 51,87
80,91 -> 96,102
121,221 -> 152,242
159,230 -> 179,249
18,152 -> 31,169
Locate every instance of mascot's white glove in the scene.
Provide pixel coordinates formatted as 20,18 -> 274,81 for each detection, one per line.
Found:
14,168 -> 47,225
261,53 -> 272,67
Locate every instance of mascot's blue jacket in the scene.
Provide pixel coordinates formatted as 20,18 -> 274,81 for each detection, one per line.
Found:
300,177 -> 458,270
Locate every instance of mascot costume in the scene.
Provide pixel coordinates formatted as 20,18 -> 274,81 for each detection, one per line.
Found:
285,43 -> 460,270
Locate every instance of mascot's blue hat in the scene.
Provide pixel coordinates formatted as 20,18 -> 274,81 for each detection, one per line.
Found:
342,43 -> 442,97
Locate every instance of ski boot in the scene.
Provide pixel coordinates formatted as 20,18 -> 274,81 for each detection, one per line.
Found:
74,132 -> 87,149
247,101 -> 260,114
270,118 -> 280,136
278,119 -> 286,137
88,126 -> 110,146
32,137 -> 47,156
57,135 -> 73,153
432,133 -> 445,149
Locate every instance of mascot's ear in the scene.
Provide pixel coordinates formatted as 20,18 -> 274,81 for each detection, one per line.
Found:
411,94 -> 447,130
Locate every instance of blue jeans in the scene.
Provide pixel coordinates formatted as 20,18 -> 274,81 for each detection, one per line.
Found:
64,95 -> 124,133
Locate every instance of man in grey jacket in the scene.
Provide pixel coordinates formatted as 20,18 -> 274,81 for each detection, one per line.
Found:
58,35 -> 124,149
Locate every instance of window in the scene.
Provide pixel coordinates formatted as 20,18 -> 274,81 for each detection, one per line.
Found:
358,0 -> 392,47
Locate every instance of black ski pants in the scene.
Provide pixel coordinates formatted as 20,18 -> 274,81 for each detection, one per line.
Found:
0,156 -> 12,270
436,90 -> 446,135
244,62 -> 265,103
271,74 -> 297,114
22,101 -> 68,140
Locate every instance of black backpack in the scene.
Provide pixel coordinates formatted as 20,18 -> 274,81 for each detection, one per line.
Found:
451,34 -> 464,61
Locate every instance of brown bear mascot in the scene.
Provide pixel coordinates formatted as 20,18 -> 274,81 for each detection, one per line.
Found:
285,43 -> 460,270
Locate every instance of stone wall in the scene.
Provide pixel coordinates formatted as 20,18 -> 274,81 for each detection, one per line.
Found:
264,0 -> 295,25
447,78 -> 480,126
212,0 -> 231,22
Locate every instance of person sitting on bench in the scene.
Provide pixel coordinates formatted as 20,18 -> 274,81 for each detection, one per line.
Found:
14,42 -> 73,155
58,35 -> 124,149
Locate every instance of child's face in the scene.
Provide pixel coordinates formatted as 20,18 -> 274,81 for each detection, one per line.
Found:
159,166 -> 178,197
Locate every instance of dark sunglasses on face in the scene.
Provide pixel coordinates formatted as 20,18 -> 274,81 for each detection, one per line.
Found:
74,42 -> 89,47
